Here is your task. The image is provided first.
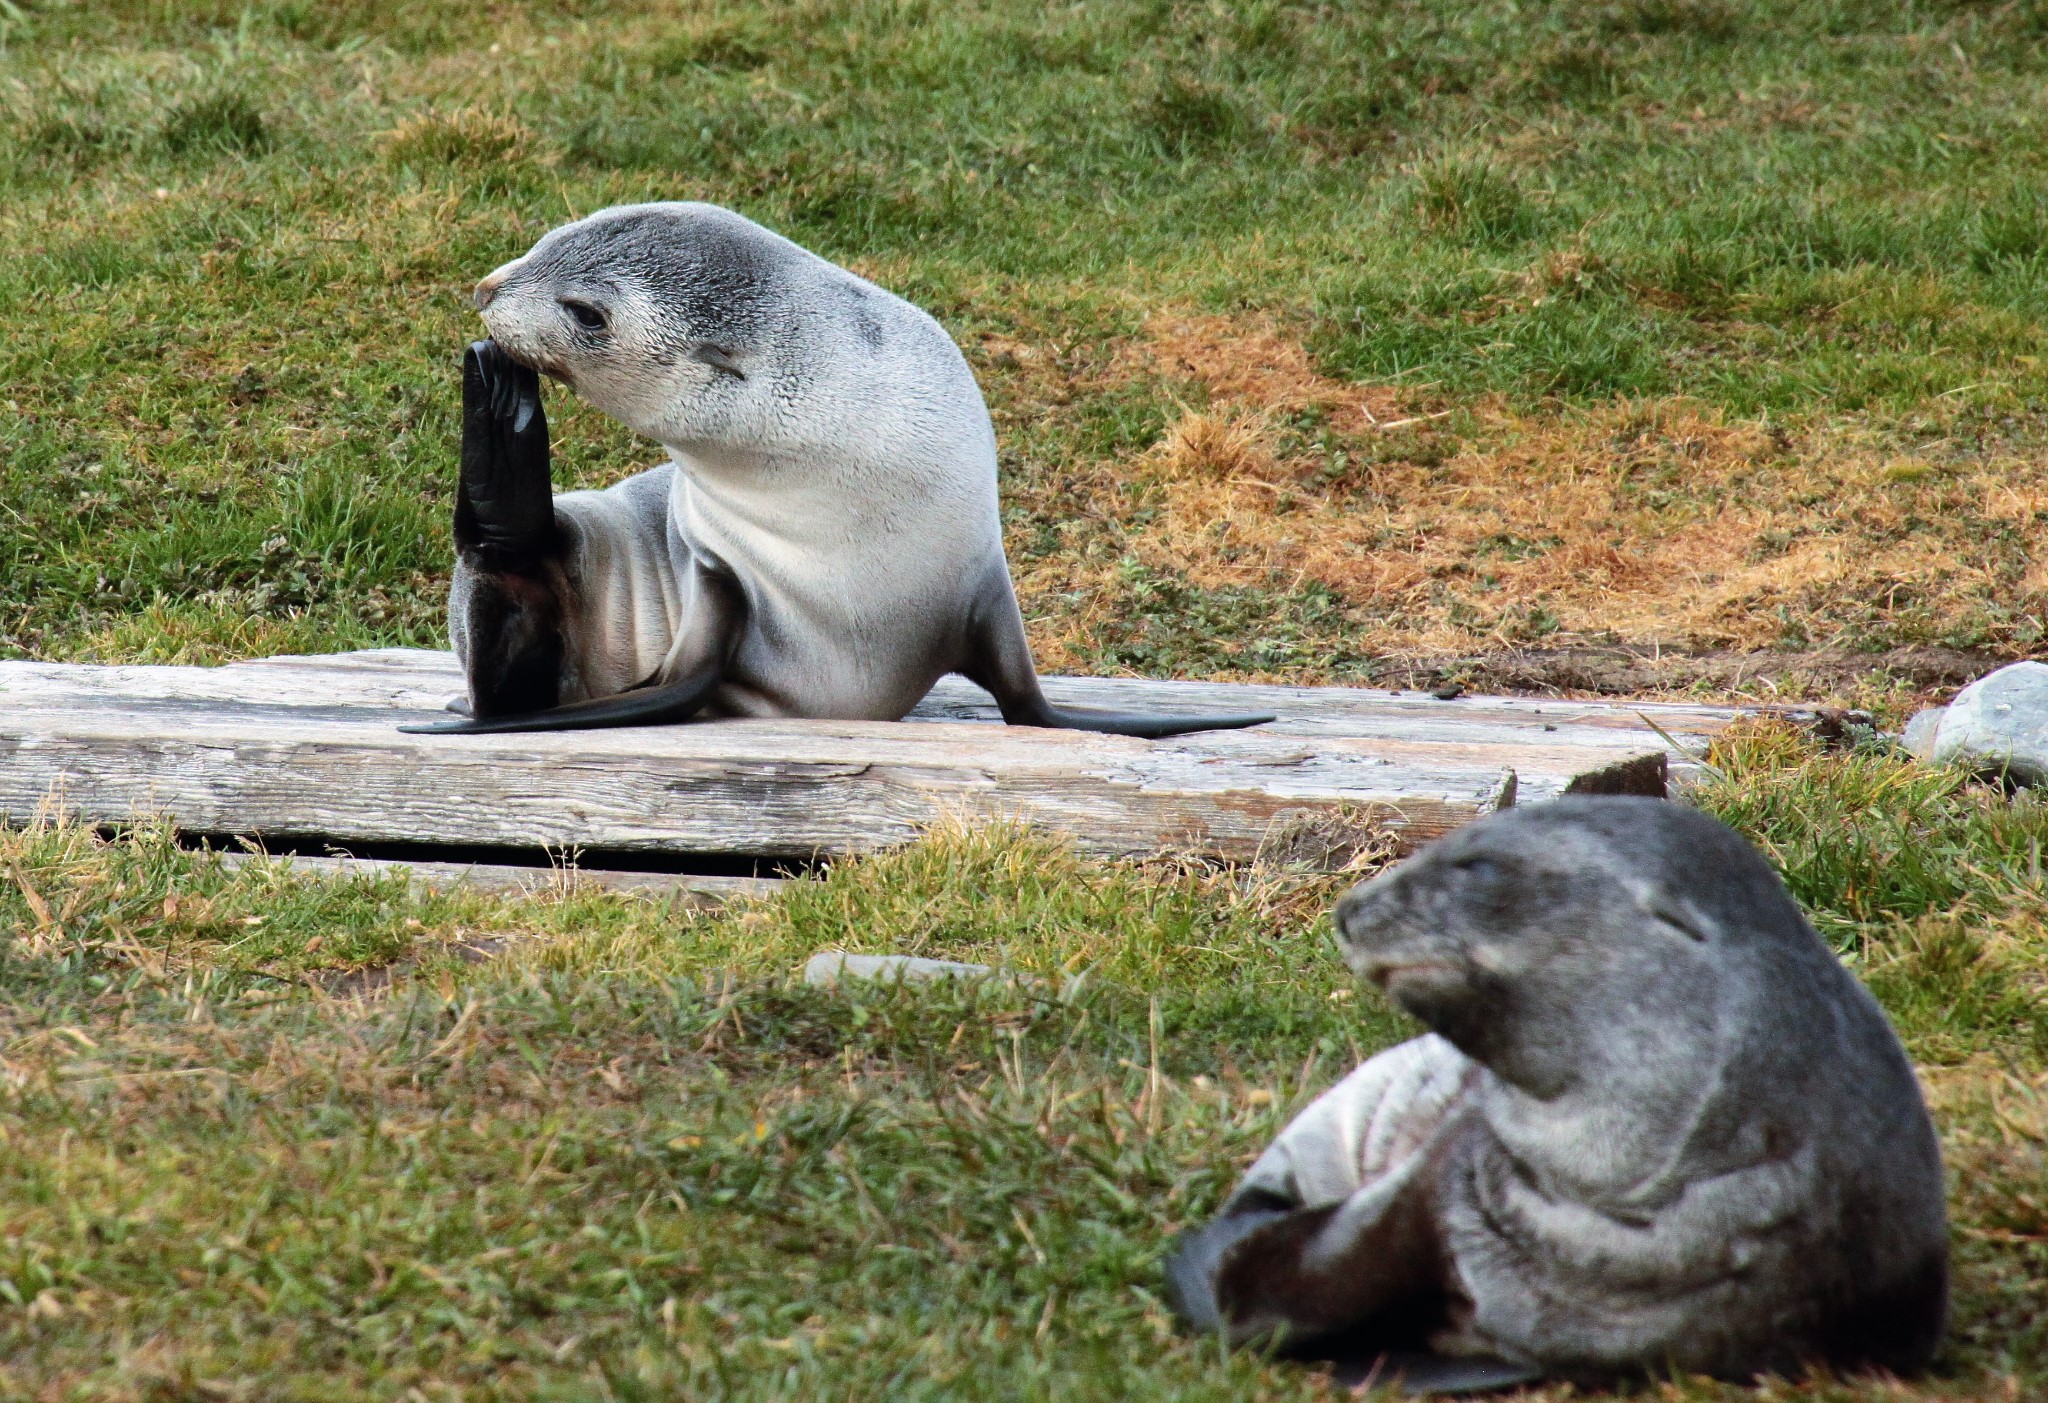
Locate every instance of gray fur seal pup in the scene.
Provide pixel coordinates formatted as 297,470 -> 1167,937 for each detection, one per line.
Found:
401,203 -> 1273,737
1165,796 -> 1947,1389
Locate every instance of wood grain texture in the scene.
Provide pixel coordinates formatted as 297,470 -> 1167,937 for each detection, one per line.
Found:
0,649 -> 1747,861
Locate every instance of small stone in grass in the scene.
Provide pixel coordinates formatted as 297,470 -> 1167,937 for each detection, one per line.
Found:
1900,706 -> 1946,761
1932,662 -> 2048,785
802,951 -> 999,988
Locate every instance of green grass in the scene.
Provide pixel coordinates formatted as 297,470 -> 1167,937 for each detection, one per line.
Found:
7,2 -> 2048,1395
5,0 -> 2048,672
0,737 -> 2045,1398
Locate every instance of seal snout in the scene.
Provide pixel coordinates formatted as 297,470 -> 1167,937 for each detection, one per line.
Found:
1333,877 -> 1414,977
473,271 -> 507,312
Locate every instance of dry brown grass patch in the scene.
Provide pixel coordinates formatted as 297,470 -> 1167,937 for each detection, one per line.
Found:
1006,312 -> 2048,678
1134,312 -> 1406,433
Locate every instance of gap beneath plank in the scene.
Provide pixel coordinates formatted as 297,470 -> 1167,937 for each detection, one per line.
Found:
204,847 -> 784,904
162,830 -> 816,880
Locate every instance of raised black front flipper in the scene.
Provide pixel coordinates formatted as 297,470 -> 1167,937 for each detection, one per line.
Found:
962,564 -> 1275,737
403,560 -> 748,735
455,340 -> 558,574
438,340 -> 570,721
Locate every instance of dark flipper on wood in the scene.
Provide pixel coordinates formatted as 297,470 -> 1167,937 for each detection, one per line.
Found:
964,564 -> 1274,737
405,559 -> 748,735
998,699 -> 1274,739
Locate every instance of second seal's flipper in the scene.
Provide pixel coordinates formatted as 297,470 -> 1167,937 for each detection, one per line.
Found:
1163,1191 -> 1297,1335
1333,1352 -> 1543,1397
963,565 -> 1275,738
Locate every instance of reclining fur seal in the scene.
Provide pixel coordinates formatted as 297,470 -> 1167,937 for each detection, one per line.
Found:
403,202 -> 1273,737
1164,796 -> 1948,1389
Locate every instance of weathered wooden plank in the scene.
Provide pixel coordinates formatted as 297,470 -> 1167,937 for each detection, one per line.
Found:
0,649 -> 1744,861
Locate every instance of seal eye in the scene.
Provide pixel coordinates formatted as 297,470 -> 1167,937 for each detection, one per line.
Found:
1453,856 -> 1499,881
561,299 -> 608,332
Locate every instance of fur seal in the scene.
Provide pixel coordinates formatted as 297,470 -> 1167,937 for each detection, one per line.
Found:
1164,796 -> 1947,1389
401,202 -> 1273,737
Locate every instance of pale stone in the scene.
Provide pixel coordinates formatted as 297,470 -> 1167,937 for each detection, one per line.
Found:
802,951 -> 998,988
1931,662 -> 2048,784
1900,707 -> 1946,761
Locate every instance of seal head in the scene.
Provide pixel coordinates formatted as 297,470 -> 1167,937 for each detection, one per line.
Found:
472,203 -> 777,445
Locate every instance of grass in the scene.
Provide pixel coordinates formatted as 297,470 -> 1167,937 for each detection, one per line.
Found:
6,0 -> 2048,1396
0,734 -> 2043,1398
3,0 -> 2048,696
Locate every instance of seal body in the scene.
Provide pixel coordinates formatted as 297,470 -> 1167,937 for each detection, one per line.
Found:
1165,797 -> 1947,1386
417,203 -> 1269,737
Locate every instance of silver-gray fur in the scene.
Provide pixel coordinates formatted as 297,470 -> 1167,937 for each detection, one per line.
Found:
416,202 -> 1271,737
1165,796 -> 1947,1387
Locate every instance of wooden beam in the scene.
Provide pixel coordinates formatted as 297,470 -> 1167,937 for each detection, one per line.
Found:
0,649 -> 1747,862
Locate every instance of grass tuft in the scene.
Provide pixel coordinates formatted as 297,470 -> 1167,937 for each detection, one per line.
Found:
158,91 -> 270,156
1141,74 -> 1244,154
381,107 -> 548,190
1413,156 -> 1541,245
644,17 -> 775,75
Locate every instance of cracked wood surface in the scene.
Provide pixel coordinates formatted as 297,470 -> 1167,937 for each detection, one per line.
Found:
0,649 -> 1746,860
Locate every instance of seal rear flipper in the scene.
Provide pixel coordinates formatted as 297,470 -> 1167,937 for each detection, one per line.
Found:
961,566 -> 1274,738
1026,703 -> 1275,739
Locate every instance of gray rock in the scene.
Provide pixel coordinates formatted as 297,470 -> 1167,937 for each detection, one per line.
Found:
1931,662 -> 2048,784
1900,706 -> 1947,761
802,951 -> 998,988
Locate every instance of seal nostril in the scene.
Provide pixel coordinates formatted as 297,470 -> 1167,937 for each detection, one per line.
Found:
474,278 -> 501,312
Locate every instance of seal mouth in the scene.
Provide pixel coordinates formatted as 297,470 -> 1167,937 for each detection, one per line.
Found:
1357,959 -> 1459,991
488,338 -> 574,387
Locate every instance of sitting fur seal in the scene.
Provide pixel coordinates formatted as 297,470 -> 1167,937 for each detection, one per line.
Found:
403,203 -> 1272,737
1165,796 -> 1947,1389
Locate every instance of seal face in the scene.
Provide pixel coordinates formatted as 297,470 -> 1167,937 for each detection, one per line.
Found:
407,202 -> 1272,738
1167,797 -> 1948,1387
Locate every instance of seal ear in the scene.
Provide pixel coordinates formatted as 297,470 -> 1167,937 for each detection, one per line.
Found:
1637,882 -> 1718,945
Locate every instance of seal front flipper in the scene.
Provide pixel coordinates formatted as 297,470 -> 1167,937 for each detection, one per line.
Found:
445,339 -> 569,720
962,565 -> 1275,738
1163,1190 -> 1296,1335
403,561 -> 748,734
456,340 -> 557,571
